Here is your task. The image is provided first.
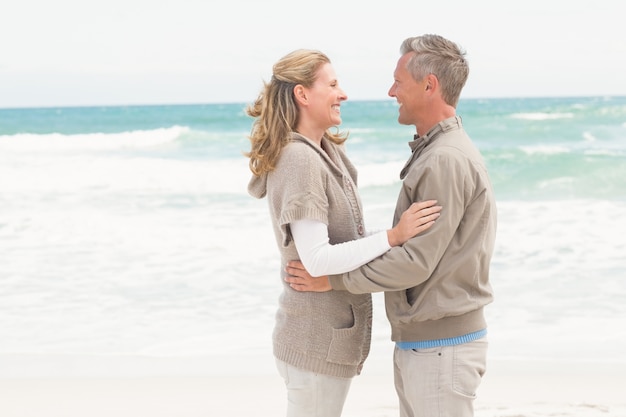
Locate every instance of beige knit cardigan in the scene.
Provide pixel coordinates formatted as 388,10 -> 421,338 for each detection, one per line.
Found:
248,132 -> 373,378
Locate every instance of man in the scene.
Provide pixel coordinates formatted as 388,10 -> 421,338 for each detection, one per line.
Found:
285,34 -> 497,417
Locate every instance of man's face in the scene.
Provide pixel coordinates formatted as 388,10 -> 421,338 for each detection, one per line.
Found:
388,52 -> 427,126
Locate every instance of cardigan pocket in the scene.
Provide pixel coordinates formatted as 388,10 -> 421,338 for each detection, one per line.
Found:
326,303 -> 370,366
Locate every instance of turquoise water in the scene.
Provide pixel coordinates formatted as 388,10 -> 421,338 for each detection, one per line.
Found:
1,97 -> 625,376
3,96 -> 624,198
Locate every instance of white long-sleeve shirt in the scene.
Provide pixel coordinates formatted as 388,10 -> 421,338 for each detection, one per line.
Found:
291,219 -> 390,276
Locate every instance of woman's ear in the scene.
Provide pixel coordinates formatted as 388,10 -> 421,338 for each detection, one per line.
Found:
294,85 -> 308,105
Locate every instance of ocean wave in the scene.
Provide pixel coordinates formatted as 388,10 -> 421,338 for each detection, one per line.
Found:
510,112 -> 574,120
0,125 -> 190,152
356,161 -> 405,187
0,155 -> 251,195
582,131 -> 597,142
584,148 -> 626,156
519,145 -> 570,155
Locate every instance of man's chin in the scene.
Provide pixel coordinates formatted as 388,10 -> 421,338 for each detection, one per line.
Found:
397,115 -> 410,126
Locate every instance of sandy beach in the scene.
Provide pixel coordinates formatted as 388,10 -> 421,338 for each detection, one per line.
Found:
2,352 -> 625,417
2,98 -> 625,417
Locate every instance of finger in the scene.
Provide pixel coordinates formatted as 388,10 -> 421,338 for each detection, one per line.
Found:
290,283 -> 311,292
413,200 -> 436,209
412,200 -> 437,211
287,260 -> 305,269
285,265 -> 308,277
417,205 -> 442,215
421,212 -> 441,223
417,213 -> 440,227
412,207 -> 441,220
284,275 -> 299,284
414,221 -> 434,233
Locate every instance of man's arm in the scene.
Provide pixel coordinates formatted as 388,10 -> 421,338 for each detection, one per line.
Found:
329,157 -> 466,294
287,154 -> 466,294
284,226 -> 447,294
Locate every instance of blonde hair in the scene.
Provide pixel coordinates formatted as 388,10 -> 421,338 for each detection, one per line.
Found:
245,49 -> 348,176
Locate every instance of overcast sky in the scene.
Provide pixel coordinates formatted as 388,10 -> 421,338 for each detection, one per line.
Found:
1,0 -> 624,108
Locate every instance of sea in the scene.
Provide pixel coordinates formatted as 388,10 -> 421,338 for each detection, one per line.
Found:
1,96 -> 625,378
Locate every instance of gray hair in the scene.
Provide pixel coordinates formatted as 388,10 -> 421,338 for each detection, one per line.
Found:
400,34 -> 469,107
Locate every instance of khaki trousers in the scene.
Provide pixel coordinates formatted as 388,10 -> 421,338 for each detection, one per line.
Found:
275,359 -> 352,417
393,338 -> 488,417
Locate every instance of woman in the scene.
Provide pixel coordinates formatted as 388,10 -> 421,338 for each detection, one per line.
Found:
246,49 -> 440,417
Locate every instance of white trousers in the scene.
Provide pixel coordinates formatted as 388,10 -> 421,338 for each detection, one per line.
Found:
394,338 -> 488,417
275,359 -> 352,417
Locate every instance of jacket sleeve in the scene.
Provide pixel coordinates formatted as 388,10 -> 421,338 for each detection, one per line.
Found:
329,152 -> 469,294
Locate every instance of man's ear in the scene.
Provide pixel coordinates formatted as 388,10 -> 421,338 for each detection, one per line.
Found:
294,85 -> 308,105
424,74 -> 438,93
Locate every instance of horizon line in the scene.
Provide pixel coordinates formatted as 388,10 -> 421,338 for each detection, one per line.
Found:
1,94 -> 625,111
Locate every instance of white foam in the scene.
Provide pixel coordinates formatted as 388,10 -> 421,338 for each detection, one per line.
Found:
0,126 -> 189,152
510,112 -> 574,120
519,144 -> 570,155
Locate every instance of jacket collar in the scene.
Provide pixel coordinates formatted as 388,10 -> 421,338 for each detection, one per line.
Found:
400,116 -> 462,179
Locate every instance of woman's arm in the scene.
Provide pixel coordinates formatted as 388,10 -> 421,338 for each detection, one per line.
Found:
291,219 -> 390,276
291,200 -> 441,276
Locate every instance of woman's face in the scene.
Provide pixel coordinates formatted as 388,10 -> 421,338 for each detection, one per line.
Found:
304,63 -> 348,130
